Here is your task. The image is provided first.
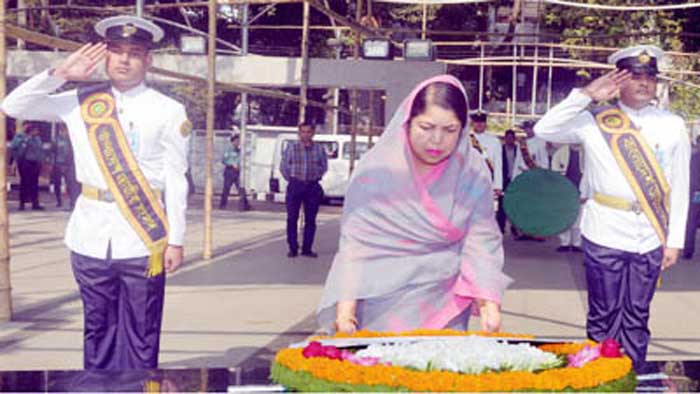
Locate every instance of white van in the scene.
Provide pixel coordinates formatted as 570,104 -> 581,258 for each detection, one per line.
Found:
269,134 -> 375,200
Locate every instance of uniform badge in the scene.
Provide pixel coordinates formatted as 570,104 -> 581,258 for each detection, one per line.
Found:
122,24 -> 137,38
602,113 -> 623,129
180,120 -> 193,138
90,101 -> 107,117
638,51 -> 651,65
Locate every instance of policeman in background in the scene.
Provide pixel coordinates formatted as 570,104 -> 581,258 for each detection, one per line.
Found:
1,15 -> 191,369
469,110 -> 503,198
51,124 -> 78,209
551,143 -> 586,252
535,44 -> 689,373
512,119 -> 550,180
9,121 -> 45,211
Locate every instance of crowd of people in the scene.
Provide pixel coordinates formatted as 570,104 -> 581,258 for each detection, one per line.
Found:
0,13 -> 696,379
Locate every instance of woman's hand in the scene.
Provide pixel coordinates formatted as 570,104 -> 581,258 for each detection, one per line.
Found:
478,299 -> 502,333
334,315 -> 358,334
335,300 -> 358,334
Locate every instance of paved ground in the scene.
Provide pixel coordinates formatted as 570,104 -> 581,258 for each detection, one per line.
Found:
1,192 -> 699,372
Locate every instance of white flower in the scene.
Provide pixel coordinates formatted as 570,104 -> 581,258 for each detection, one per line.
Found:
354,336 -> 560,374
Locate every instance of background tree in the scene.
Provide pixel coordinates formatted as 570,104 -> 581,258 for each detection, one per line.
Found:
542,0 -> 700,122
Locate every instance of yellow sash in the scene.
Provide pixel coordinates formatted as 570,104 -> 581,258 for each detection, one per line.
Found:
469,133 -> 495,175
592,105 -> 670,244
78,83 -> 169,276
518,138 -> 538,169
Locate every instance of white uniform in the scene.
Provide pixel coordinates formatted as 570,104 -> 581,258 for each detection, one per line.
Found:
474,132 -> 503,190
551,145 -> 588,247
512,136 -> 550,179
534,89 -> 690,253
1,70 -> 190,259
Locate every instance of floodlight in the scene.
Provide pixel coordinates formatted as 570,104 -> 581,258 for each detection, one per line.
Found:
403,39 -> 435,61
361,38 -> 392,60
180,35 -> 206,55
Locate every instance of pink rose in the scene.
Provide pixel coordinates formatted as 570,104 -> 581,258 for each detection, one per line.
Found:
302,341 -> 325,358
567,345 -> 601,368
323,346 -> 342,360
600,338 -> 623,358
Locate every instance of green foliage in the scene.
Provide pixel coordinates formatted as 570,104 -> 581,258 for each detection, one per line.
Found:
270,361 -> 638,392
542,1 -> 700,121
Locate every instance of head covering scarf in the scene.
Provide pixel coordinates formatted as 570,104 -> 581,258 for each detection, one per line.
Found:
317,75 -> 511,333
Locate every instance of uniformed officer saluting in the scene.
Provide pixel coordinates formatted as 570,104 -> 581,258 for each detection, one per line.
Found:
1,15 -> 191,369
535,44 -> 690,373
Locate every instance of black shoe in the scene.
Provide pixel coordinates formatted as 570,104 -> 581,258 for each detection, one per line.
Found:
301,251 -> 318,258
31,205 -> 45,211
556,246 -> 570,252
287,250 -> 298,258
571,246 -> 583,253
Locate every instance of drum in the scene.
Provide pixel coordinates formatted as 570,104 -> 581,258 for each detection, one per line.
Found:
503,168 -> 580,237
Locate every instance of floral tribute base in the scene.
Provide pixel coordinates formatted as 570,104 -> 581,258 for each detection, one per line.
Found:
270,330 -> 637,392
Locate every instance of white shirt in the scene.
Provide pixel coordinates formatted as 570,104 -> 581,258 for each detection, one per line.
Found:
513,136 -> 550,179
474,132 -> 503,190
551,145 -> 590,198
1,70 -> 190,259
534,89 -> 690,253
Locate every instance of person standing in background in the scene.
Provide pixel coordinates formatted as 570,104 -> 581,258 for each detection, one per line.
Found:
551,143 -> 586,252
469,110 -> 503,201
281,123 -> 327,258
497,129 -> 518,235
10,122 -> 46,211
51,124 -> 78,209
512,119 -> 550,180
219,134 -> 250,211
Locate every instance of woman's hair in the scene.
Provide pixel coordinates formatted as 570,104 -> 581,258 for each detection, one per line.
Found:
408,81 -> 468,129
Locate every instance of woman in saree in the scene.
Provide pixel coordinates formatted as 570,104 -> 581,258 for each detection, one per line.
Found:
317,75 -> 511,334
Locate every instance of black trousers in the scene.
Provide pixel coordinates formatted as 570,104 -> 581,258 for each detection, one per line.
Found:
71,249 -> 165,370
684,202 -> 700,257
219,166 -> 249,210
286,179 -> 323,253
496,195 -> 506,233
583,237 -> 662,373
17,159 -> 41,207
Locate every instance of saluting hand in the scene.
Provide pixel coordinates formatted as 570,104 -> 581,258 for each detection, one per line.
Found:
582,69 -> 631,103
52,42 -> 108,81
